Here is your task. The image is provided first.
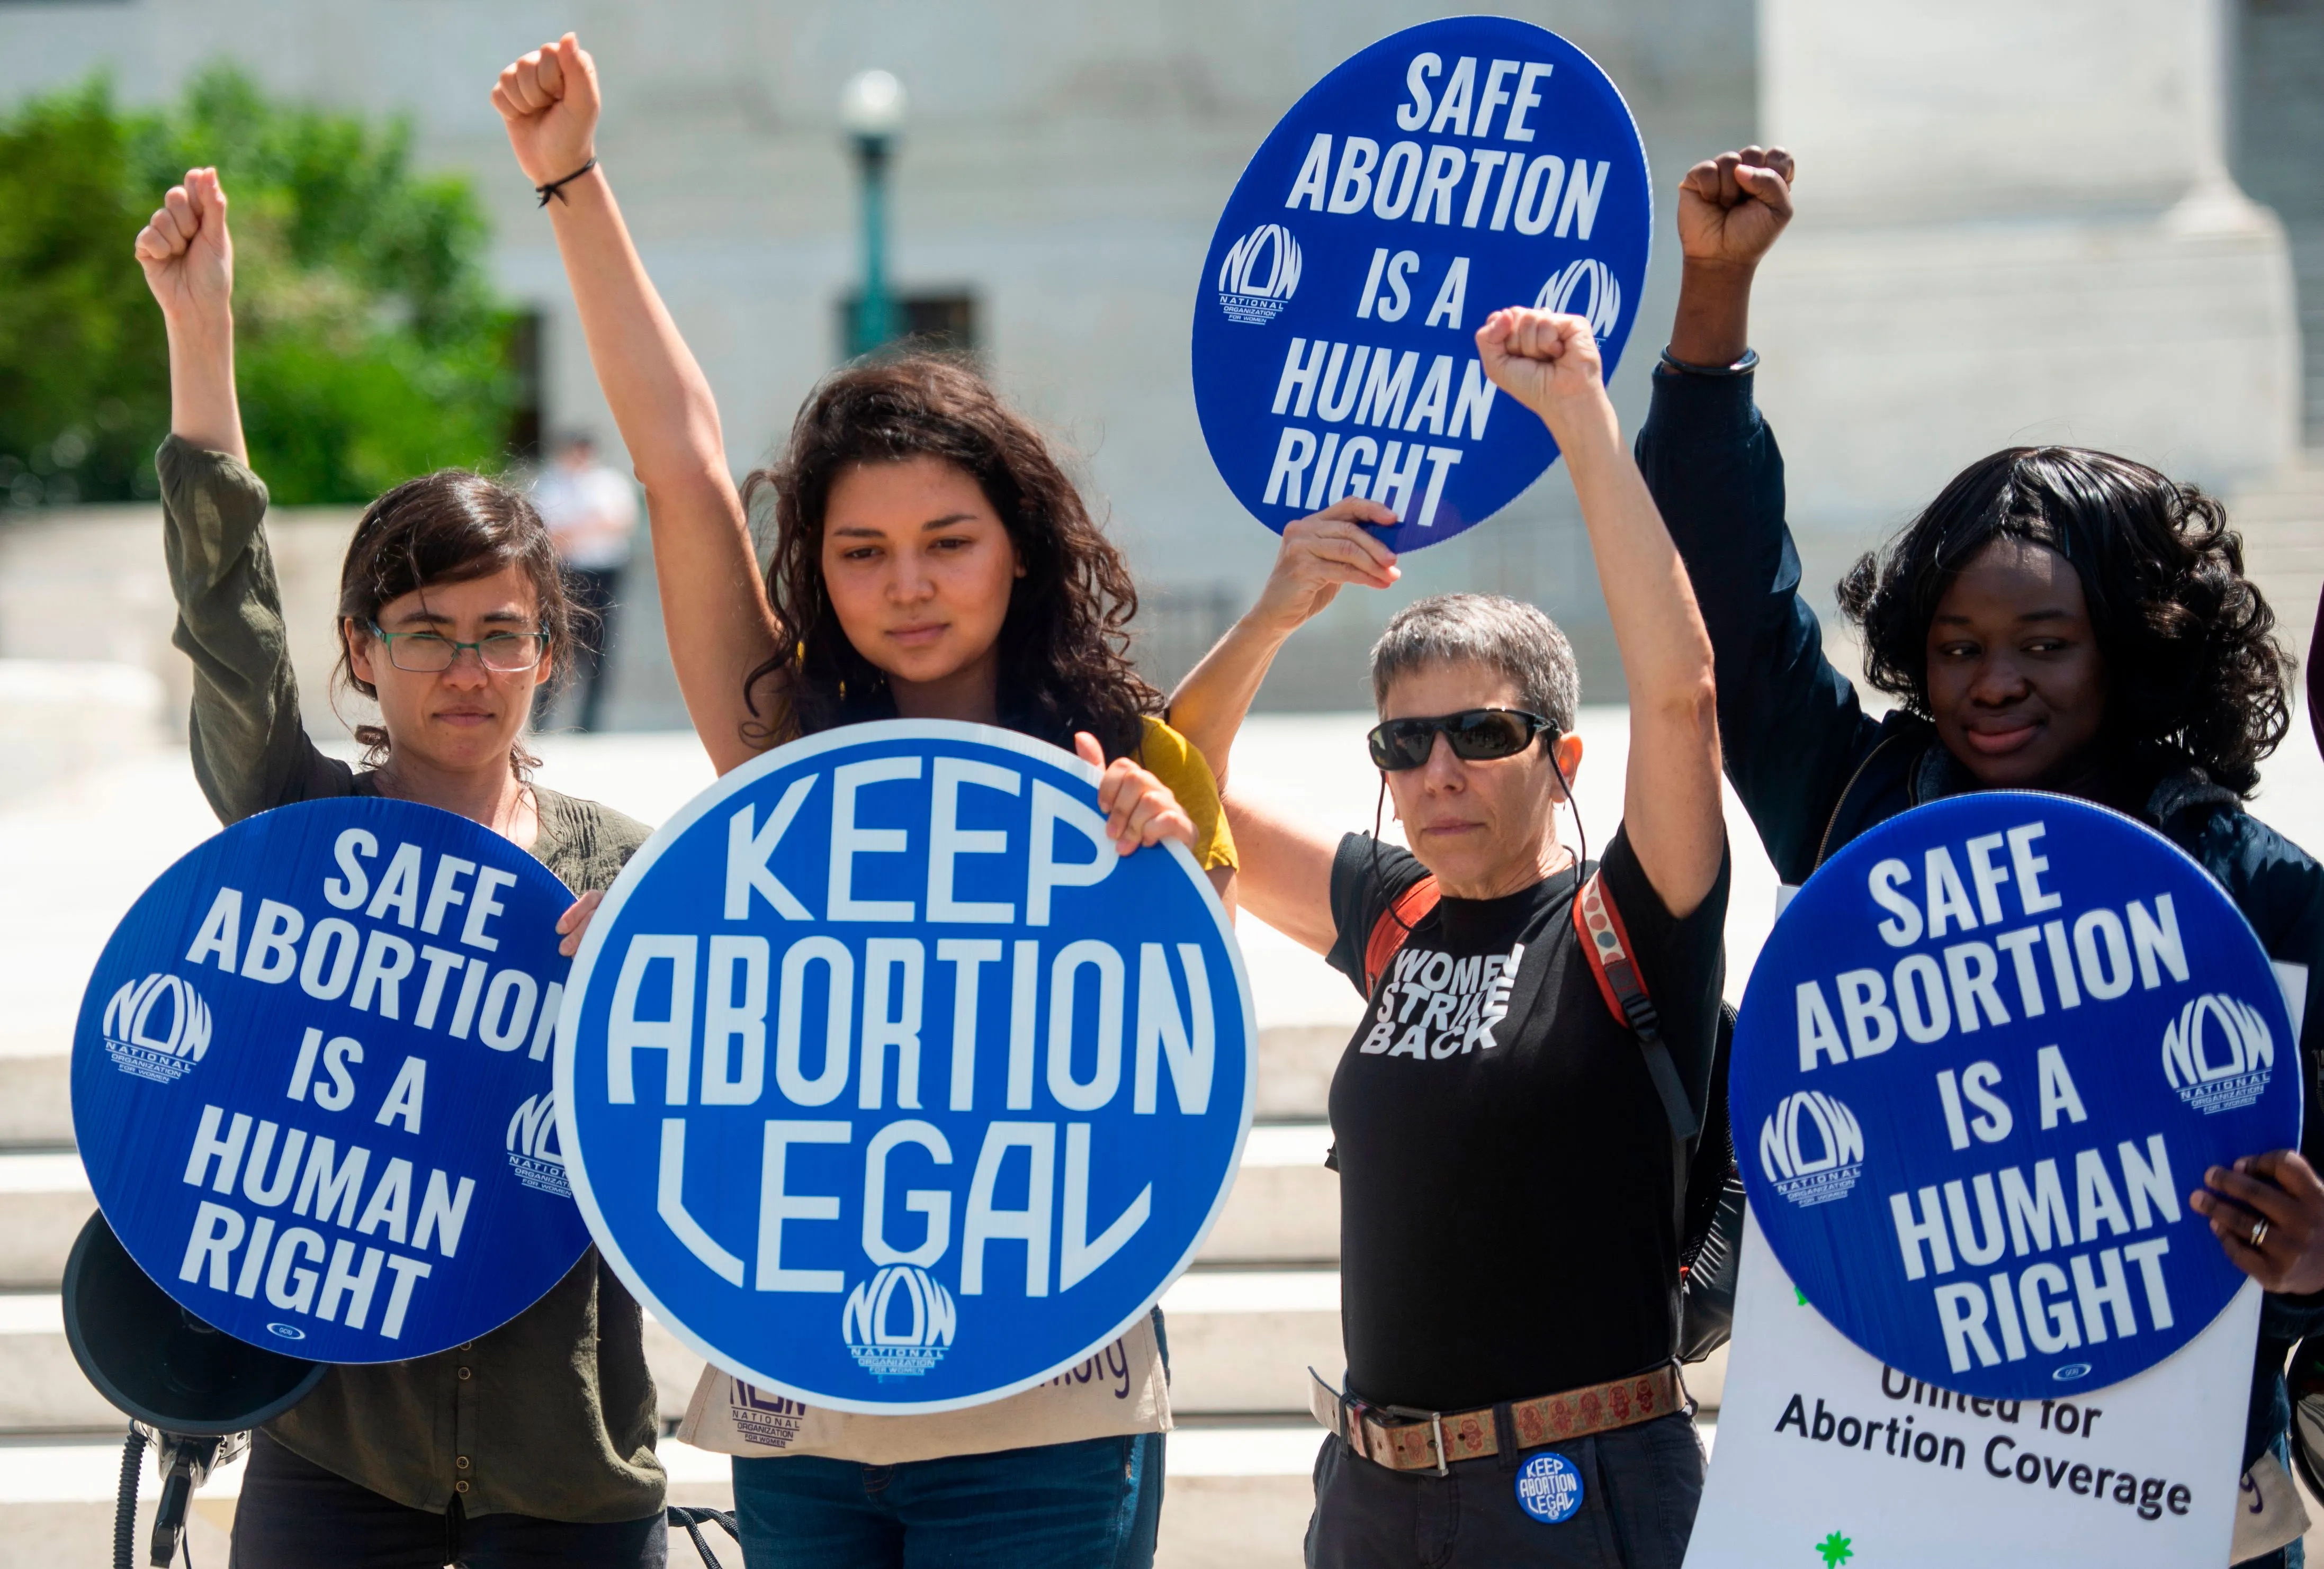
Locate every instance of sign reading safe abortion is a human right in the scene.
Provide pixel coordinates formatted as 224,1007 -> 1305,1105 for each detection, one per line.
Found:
1192,15 -> 1652,553
1732,793 -> 2299,1399
558,721 -> 1255,1414
72,797 -> 590,1363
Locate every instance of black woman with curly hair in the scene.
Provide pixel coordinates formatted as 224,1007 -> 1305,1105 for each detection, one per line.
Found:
494,34 -> 1230,1569
1640,147 -> 2324,1569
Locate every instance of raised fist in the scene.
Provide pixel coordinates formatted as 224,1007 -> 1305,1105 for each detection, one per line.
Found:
1476,308 -> 1604,425
1676,146 -> 1795,273
133,167 -> 232,326
492,33 -> 602,190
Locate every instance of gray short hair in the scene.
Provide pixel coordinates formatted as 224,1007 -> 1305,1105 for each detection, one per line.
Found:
1368,593 -> 1580,732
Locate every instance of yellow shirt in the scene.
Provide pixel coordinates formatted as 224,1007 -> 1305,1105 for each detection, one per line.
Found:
1137,715 -> 1237,873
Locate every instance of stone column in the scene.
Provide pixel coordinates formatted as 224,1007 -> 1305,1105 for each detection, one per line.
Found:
1751,0 -> 2299,598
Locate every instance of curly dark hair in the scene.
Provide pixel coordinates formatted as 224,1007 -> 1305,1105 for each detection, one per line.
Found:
1836,446 -> 2291,795
334,470 -> 585,772
741,353 -> 1161,758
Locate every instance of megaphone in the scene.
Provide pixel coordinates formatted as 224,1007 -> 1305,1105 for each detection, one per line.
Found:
62,1212 -> 325,1566
63,1211 -> 324,1432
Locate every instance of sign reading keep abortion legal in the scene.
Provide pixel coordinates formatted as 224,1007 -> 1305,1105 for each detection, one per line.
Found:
1192,16 -> 1652,553
1733,794 -> 2300,1399
72,797 -> 591,1363
557,720 -> 1255,1414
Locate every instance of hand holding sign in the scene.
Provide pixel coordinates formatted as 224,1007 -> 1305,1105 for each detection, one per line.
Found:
1074,732 -> 1196,858
2193,1149 -> 2324,1294
1246,499 -> 1403,639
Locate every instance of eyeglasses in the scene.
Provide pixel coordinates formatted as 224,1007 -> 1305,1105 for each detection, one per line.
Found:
1366,708 -> 1558,771
366,623 -> 550,674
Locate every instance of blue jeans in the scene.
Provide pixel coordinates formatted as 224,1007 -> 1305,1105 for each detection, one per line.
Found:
731,1431 -> 1163,1569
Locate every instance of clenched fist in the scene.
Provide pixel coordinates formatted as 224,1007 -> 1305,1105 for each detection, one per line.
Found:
1676,146 -> 1795,274
1475,308 -> 1606,430
133,167 -> 233,328
492,33 -> 602,191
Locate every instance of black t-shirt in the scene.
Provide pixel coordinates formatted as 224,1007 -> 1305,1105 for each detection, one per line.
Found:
1323,825 -> 1730,1412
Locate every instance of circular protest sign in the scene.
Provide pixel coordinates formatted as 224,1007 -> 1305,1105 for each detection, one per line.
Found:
557,720 -> 1255,1414
1192,16 -> 1651,552
1733,793 -> 2299,1398
72,797 -> 590,1363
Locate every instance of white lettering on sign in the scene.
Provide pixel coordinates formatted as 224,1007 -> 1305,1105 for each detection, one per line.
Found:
174,1098 -> 478,1340
181,881 -> 556,1060
1886,1131 -> 2184,1374
604,932 -> 1217,1119
1795,822 -> 2190,1070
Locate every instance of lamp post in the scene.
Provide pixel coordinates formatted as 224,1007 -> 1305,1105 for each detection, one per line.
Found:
841,68 -> 908,357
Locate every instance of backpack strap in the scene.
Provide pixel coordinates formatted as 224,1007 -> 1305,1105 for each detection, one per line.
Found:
1574,872 -> 1702,1142
1362,875 -> 1442,996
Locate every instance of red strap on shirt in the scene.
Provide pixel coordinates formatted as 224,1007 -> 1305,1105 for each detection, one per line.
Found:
1574,870 -> 1649,1027
1360,865 -> 1639,1034
1361,876 -> 1442,996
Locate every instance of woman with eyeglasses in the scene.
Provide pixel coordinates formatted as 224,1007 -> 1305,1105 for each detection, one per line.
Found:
136,168 -> 669,1568
1168,308 -> 1728,1569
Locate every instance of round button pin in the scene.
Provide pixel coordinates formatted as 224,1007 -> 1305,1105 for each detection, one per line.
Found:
1515,1451 -> 1583,1523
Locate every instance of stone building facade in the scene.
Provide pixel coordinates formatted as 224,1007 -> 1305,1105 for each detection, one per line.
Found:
2,0 -> 2316,722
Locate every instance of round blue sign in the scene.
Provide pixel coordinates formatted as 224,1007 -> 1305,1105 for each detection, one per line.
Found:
1733,793 -> 2300,1397
1516,1450 -> 1584,1523
557,720 -> 1255,1414
72,797 -> 591,1363
1192,17 -> 1651,553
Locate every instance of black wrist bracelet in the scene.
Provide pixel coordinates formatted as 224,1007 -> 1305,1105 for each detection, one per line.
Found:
1658,346 -> 1759,376
535,156 -> 598,208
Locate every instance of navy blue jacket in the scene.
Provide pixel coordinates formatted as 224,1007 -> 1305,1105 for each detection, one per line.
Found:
1635,366 -> 2324,1476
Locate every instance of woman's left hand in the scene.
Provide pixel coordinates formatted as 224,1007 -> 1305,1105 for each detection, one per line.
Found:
2191,1150 -> 2324,1294
1075,732 -> 1195,855
557,889 -> 605,958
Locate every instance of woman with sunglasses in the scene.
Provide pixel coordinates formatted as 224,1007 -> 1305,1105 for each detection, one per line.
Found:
1641,146 -> 2324,1567
136,170 -> 668,1566
1169,308 -> 1728,1569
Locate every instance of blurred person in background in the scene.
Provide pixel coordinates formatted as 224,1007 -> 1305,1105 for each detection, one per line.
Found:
1644,145 -> 2324,1569
533,430 -> 640,732
133,167 -> 667,1566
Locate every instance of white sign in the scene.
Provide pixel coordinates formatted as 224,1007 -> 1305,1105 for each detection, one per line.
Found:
1685,1210 -> 2260,1568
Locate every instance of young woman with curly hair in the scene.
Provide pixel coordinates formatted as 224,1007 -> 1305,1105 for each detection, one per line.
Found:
492,34 -> 1231,1569
1641,147 -> 2324,1569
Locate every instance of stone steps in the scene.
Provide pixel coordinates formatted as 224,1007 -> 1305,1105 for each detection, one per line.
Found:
0,1123 -> 1347,1431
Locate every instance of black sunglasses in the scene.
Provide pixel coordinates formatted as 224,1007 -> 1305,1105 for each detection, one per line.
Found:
1366,708 -> 1559,771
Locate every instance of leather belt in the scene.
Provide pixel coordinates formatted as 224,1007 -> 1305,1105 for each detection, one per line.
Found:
1308,1365 -> 1687,1475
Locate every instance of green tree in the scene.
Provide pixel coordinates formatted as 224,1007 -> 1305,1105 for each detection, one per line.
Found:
0,67 -> 521,508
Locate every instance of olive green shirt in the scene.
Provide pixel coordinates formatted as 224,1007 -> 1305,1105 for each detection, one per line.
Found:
157,435 -> 666,1523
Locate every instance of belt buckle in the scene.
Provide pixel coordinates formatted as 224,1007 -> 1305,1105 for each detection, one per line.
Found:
1380,1402 -> 1451,1476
